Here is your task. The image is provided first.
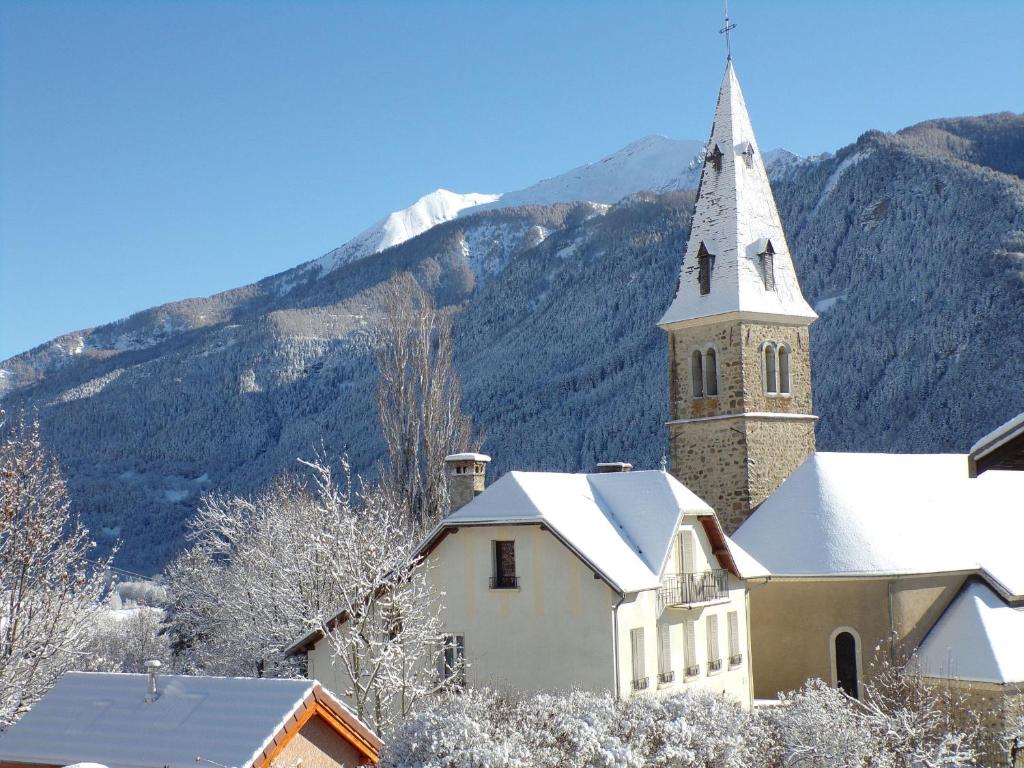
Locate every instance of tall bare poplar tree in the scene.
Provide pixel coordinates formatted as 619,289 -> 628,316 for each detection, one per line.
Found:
374,275 -> 476,530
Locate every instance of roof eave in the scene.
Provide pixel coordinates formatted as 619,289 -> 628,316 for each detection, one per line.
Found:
658,308 -> 818,332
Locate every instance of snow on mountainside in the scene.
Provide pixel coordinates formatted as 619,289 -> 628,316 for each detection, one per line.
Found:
316,189 -> 501,272
309,136 -> 803,278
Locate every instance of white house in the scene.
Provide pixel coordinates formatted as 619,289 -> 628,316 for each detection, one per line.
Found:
294,459 -> 768,709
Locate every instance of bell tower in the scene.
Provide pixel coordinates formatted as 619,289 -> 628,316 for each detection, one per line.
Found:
659,61 -> 818,534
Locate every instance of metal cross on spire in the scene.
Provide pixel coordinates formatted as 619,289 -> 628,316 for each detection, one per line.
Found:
720,0 -> 737,60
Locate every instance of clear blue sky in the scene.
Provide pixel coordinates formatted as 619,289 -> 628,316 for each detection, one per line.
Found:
2,1 -> 1022,360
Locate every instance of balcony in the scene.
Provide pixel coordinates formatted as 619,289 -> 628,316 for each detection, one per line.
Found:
631,677 -> 649,691
657,569 -> 729,611
489,575 -> 519,590
657,670 -> 675,684
729,653 -> 743,667
708,659 -> 722,672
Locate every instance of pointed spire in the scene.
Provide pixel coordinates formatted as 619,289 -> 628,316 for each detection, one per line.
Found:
659,63 -> 817,329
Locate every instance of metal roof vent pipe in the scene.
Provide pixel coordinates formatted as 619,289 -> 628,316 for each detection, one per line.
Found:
595,462 -> 633,473
144,659 -> 162,703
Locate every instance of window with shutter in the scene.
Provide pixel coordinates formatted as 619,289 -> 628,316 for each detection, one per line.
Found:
697,242 -> 715,295
657,623 -> 672,681
630,628 -> 647,690
691,350 -> 704,399
680,530 -> 695,574
683,620 -> 698,677
704,348 -> 718,396
439,633 -> 466,689
778,346 -> 791,395
706,615 -> 721,672
728,611 -> 742,666
764,344 -> 778,394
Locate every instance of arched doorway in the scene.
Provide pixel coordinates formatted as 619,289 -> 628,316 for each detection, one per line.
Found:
831,628 -> 860,699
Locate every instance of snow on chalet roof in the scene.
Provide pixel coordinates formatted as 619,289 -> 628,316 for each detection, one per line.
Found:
970,411 -> 1024,459
732,452 -> 1024,597
916,581 -> 1024,684
0,673 -> 369,768
658,61 -> 817,329
436,469 -> 766,593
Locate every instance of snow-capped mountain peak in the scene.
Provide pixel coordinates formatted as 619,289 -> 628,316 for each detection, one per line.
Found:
316,188 -> 501,272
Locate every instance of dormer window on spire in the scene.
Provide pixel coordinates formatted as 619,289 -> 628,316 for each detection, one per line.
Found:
759,240 -> 776,292
708,144 -> 724,173
697,242 -> 715,295
741,142 -> 755,169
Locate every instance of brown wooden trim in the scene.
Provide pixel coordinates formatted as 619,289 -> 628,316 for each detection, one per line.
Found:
699,516 -> 739,577
0,762 -> 61,768
250,684 -> 381,768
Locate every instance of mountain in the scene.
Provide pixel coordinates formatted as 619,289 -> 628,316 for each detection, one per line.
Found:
2,114 -> 1023,574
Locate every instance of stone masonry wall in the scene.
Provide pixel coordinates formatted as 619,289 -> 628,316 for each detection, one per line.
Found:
666,319 -> 815,532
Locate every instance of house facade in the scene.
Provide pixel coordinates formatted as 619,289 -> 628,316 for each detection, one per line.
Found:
302,464 -> 767,709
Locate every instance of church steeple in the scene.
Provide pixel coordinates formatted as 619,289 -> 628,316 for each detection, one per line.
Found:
659,62 -> 816,330
660,62 -> 817,534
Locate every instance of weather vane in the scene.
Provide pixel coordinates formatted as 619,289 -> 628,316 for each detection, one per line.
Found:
720,0 -> 737,60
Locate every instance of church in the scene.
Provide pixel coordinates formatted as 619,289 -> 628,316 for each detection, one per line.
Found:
291,51 -> 1024,765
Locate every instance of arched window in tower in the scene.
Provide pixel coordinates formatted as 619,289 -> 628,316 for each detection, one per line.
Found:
778,345 -> 791,395
691,350 -> 704,399
763,343 -> 777,394
708,144 -> 724,172
697,242 -> 715,296
832,629 -> 861,699
759,240 -> 776,292
704,348 -> 719,397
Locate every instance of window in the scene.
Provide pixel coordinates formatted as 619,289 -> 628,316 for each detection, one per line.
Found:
832,628 -> 860,699
491,541 -> 517,589
697,242 -> 715,295
630,628 -> 648,690
742,142 -> 755,169
706,615 -> 721,672
657,623 -> 673,683
690,347 -> 719,400
683,620 -> 698,677
704,348 -> 718,396
763,343 -> 778,394
676,529 -> 695,574
778,345 -> 791,395
728,611 -> 742,666
439,634 -> 466,689
759,240 -> 776,291
708,144 -> 723,172
690,350 -> 704,399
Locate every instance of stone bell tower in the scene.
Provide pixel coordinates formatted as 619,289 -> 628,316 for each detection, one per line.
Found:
659,60 -> 818,534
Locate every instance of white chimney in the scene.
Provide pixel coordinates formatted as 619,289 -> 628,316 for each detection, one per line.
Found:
144,659 -> 162,703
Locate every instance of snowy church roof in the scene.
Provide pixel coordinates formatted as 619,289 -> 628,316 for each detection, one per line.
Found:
433,469 -> 768,593
659,61 -> 817,329
0,673 -> 380,768
732,452 -> 1024,597
916,581 -> 1024,684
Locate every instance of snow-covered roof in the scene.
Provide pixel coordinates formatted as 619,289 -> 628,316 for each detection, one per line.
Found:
0,673 -> 378,768
733,452 -> 1024,597
916,581 -> 1024,684
970,411 -> 1024,459
432,469 -> 764,593
659,61 -> 817,329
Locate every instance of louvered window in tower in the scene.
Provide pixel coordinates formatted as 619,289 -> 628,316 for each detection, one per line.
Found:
708,144 -> 724,172
759,240 -> 776,291
697,242 -> 715,295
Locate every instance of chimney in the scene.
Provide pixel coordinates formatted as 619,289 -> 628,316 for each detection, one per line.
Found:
595,462 -> 633,473
445,453 -> 491,511
144,659 -> 162,703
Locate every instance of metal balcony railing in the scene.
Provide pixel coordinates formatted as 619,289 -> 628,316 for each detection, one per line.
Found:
657,569 -> 729,611
631,677 -> 649,691
489,575 -> 519,589
657,670 -> 675,684
684,664 -> 701,678
708,659 -> 723,672
729,653 -> 743,667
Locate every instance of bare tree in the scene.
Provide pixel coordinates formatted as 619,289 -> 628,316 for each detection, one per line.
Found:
303,458 -> 443,735
374,274 -> 476,530
0,412 -> 111,728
